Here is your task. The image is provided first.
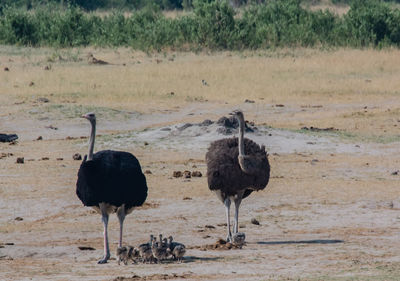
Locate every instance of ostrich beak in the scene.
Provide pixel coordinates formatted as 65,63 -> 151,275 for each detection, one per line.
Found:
229,110 -> 240,116
81,114 -> 88,119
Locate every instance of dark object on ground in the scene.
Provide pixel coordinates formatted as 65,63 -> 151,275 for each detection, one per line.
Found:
73,153 -> 82,160
173,171 -> 182,178
301,126 -> 338,132
16,157 -> 24,164
0,134 -> 18,143
251,218 -> 260,225
191,171 -> 202,177
78,246 -> 96,251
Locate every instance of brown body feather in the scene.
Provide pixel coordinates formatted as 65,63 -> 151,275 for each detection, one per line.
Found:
206,137 -> 270,199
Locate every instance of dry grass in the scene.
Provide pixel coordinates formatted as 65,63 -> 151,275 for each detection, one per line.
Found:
2,47 -> 400,109
2,47 -> 400,140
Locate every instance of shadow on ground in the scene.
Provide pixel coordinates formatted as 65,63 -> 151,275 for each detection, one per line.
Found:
255,239 -> 344,245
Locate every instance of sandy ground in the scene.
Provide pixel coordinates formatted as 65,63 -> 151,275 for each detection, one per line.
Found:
1,49 -> 400,280
1,99 -> 400,281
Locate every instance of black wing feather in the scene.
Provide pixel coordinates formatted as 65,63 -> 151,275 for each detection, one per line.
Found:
76,150 -> 148,209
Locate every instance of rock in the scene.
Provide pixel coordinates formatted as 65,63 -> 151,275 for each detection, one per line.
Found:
391,170 -> 399,175
191,171 -> 202,177
16,157 -> 24,164
41,157 -> 49,161
56,158 -> 63,161
244,99 -> 255,103
183,170 -> 191,178
173,171 -> 182,178
4,67 -> 9,71
15,217 -> 23,221
178,123 -> 193,131
29,81 -> 34,87
0,134 -> 18,143
45,125 -> 58,130
144,170 -> 152,174
73,153 -> 82,160
37,97 -> 50,103
78,246 -> 96,251
251,218 -> 260,225
36,136 -> 43,141
200,119 -> 213,126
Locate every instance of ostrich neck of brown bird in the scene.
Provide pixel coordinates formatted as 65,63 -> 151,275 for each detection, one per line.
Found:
237,115 -> 250,173
87,119 -> 96,161
237,115 -> 245,157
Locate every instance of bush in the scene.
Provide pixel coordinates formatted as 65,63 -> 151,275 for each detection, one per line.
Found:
1,0 -> 400,50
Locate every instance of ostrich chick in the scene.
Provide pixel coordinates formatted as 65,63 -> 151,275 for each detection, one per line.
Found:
138,235 -> 154,263
151,237 -> 171,263
172,245 -> 186,262
232,232 -> 246,248
116,246 -> 136,265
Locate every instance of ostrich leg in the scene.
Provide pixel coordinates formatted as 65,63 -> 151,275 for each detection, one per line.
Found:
233,195 -> 243,234
224,198 -> 232,242
117,205 -> 127,248
98,203 -> 110,264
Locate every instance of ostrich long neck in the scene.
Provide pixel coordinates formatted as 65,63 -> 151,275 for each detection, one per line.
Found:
88,120 -> 96,161
238,116 -> 245,156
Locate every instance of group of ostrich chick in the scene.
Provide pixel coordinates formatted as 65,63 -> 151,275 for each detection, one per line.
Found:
76,110 -> 270,264
116,234 -> 186,265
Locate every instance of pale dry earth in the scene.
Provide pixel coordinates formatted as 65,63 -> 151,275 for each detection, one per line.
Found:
0,48 -> 400,280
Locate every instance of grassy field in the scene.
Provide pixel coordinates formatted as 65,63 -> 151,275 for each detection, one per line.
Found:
1,47 -> 400,280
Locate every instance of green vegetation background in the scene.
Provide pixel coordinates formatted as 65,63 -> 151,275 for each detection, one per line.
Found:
1,0 -> 400,50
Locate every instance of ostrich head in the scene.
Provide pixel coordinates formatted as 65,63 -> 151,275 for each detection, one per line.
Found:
230,110 -> 244,122
82,112 -> 96,123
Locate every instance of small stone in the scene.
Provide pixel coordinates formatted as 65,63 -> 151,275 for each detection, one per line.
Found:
4,67 -> 9,71
36,136 -> 43,140
191,171 -> 202,177
41,157 -> 49,161
144,170 -> 152,174
16,157 -> 24,164
251,218 -> 260,225
29,81 -> 34,87
173,171 -> 182,178
183,170 -> 191,178
56,158 -> 63,161
73,153 -> 82,160
15,217 -> 23,221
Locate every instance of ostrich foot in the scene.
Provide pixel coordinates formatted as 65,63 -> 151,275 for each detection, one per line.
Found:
97,255 -> 110,264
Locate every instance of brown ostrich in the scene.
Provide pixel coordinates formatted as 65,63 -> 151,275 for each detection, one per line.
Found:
206,110 -> 270,242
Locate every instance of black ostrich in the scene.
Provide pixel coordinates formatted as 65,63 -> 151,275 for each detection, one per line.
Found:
76,112 -> 148,264
206,110 -> 270,242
